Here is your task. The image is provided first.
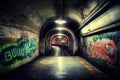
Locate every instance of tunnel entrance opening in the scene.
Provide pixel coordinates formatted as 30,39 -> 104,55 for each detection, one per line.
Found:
45,28 -> 76,56
50,34 -> 69,47
39,17 -> 80,56
49,33 -> 74,56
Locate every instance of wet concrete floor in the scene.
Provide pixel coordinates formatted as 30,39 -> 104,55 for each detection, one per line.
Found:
0,56 -> 110,80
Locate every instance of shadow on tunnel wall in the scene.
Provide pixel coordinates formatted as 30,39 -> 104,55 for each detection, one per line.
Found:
0,25 -> 39,74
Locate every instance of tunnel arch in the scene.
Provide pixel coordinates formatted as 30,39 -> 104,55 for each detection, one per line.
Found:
39,17 -> 80,39
44,27 -> 78,56
39,17 -> 80,55
50,33 -> 69,48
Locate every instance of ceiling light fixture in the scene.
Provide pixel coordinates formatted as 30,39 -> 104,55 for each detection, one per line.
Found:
55,19 -> 67,25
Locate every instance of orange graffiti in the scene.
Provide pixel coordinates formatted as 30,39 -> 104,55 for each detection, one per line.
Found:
86,39 -> 117,64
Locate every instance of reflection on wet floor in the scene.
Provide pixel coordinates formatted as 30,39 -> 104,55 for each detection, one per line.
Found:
52,46 -> 61,56
1,56 -> 110,80
49,45 -> 71,56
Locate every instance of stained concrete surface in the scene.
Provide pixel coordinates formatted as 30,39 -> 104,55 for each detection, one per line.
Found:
0,56 -> 111,80
0,46 -> 111,80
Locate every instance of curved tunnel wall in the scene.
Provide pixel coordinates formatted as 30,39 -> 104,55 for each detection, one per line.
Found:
50,33 -> 69,48
0,25 -> 39,73
84,31 -> 119,65
54,27 -> 78,55
80,2 -> 120,75
39,17 -> 80,55
44,27 -> 78,55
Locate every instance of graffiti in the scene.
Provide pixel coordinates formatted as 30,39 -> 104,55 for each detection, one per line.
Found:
0,26 -> 38,73
84,31 -> 120,67
9,28 -> 21,38
86,38 -> 117,64
0,38 -> 37,65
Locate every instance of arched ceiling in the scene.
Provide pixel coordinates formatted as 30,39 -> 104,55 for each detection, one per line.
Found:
0,0 -> 109,33
39,17 -> 80,39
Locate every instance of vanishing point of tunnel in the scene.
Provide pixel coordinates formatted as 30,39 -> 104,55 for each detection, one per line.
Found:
0,0 -> 120,80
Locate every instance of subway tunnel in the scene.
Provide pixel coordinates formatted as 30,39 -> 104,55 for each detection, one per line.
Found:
0,0 -> 120,80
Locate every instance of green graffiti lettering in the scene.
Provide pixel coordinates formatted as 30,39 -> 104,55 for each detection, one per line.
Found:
1,39 -> 37,65
14,48 -> 17,56
16,49 -> 18,55
20,48 -> 24,56
27,49 -> 30,54
16,48 -> 20,56
5,51 -> 12,62
25,43 -> 29,49
28,49 -> 32,56
11,48 -> 17,58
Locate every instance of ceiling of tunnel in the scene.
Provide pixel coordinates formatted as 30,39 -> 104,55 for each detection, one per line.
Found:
64,0 -> 99,24
0,0 -> 108,32
10,0 -> 56,27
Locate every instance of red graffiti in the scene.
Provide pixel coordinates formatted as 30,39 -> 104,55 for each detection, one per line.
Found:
86,39 -> 117,64
0,38 -> 18,45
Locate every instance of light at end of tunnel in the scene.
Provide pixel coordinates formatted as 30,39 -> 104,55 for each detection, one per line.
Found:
57,35 -> 62,38
56,27 -> 66,31
55,19 -> 67,25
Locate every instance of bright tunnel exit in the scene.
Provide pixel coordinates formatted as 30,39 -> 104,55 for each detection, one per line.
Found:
50,33 -> 69,47
44,26 -> 79,56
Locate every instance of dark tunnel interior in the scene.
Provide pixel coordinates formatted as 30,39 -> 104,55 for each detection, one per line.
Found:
0,0 -> 120,80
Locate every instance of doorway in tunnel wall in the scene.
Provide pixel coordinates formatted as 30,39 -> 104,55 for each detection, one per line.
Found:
83,29 -> 120,71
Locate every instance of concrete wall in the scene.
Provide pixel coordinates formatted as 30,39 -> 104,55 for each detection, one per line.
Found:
83,31 -> 120,70
0,25 -> 39,73
81,3 -> 120,35
80,2 -> 120,74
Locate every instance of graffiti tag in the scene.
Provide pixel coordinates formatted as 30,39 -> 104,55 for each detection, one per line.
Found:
0,38 -> 37,65
86,38 -> 117,64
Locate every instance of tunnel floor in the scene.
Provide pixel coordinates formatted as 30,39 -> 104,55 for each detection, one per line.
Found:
0,56 -> 111,80
0,46 -> 112,80
48,46 -> 72,56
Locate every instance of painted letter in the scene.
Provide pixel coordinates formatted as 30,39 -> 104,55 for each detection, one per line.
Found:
5,51 -> 12,62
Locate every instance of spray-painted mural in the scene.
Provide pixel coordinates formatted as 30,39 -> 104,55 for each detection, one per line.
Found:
84,31 -> 120,70
0,26 -> 38,73
0,38 -> 37,65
